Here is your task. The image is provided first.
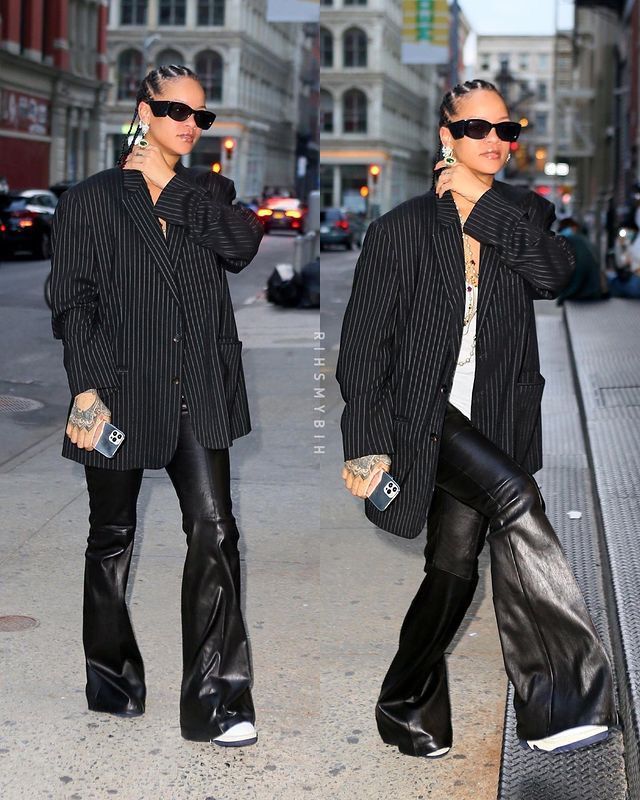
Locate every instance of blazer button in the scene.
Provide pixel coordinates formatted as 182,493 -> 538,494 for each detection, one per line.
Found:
173,333 -> 182,342
172,376 -> 180,384
439,384 -> 448,393
430,432 -> 439,443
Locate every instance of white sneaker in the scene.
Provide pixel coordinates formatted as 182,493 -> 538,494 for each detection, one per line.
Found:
426,747 -> 451,758
525,724 -> 609,753
212,721 -> 258,747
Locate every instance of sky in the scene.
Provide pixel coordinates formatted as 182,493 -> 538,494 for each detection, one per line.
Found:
459,0 -> 575,66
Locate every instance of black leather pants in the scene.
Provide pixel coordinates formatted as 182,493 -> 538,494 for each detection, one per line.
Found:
83,398 -> 254,740
376,402 -> 617,755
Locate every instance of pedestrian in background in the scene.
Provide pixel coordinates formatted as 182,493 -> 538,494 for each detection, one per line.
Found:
50,64 -> 263,747
556,217 -> 607,304
337,79 -> 617,757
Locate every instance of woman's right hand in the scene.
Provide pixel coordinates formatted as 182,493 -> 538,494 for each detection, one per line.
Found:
66,389 -> 111,451
341,455 -> 391,498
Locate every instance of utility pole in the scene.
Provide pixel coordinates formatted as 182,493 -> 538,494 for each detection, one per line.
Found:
449,0 -> 460,88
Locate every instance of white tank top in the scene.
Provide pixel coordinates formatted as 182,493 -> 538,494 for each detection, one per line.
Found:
448,283 -> 477,420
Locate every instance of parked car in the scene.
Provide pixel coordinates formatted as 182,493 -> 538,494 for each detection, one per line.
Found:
257,196 -> 307,234
0,189 -> 58,259
320,207 -> 360,250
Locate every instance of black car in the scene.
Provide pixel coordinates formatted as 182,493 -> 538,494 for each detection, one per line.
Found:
320,207 -> 355,250
0,190 -> 58,259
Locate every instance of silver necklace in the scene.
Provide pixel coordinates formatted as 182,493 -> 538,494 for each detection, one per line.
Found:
456,208 -> 478,366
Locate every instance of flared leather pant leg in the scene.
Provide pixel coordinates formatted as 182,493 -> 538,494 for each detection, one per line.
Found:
164,401 -> 255,741
376,489 -> 488,756
83,465 -> 145,715
434,403 -> 617,740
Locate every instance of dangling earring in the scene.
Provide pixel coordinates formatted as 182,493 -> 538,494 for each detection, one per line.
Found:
442,143 -> 456,165
506,153 -> 511,162
139,121 -> 150,148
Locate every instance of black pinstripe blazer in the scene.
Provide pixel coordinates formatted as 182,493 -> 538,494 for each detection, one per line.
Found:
335,181 -> 575,539
50,160 -> 263,469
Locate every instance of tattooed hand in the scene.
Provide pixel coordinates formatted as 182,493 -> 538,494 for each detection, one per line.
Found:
341,454 -> 391,498
66,389 -> 111,451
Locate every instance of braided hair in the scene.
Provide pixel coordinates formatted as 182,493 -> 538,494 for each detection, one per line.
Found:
431,79 -> 505,189
116,64 -> 200,168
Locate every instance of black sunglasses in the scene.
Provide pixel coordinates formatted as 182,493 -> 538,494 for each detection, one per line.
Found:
446,118 -> 522,142
147,100 -> 216,130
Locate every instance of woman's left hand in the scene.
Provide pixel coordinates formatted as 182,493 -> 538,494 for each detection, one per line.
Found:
123,143 -> 176,190
434,159 -> 490,204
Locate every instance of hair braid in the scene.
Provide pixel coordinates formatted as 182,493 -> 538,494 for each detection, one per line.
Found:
116,63 -> 200,168
431,79 -> 505,190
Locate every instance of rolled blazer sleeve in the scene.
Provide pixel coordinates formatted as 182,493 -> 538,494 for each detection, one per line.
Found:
50,193 -> 120,397
336,221 -> 398,461
153,172 -> 263,273
463,187 -> 575,299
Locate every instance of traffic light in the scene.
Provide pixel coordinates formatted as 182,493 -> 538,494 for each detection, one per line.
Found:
360,186 -> 369,198
211,162 -> 221,173
369,165 -> 380,185
224,138 -> 235,161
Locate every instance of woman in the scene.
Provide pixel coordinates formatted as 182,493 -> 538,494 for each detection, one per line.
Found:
336,80 -> 617,757
50,65 -> 263,747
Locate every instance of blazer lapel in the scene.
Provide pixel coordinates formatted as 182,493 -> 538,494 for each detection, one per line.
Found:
122,167 -> 181,303
433,191 -> 465,322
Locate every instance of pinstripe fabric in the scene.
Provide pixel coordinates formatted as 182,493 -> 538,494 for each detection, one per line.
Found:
50,161 -> 263,470
335,181 -> 575,539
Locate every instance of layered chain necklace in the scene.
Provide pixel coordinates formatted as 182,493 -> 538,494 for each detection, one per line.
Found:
456,207 -> 478,367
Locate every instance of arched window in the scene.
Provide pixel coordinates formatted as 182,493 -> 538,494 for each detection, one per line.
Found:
320,90 -> 334,133
320,27 -> 333,68
117,49 -> 144,100
343,27 -> 367,68
155,49 -> 184,68
196,50 -> 223,103
343,88 -> 367,133
197,0 -> 225,25
121,0 -> 147,25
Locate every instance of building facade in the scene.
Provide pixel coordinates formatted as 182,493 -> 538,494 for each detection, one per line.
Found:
474,35 -> 569,201
0,0 -> 109,189
319,0 -> 441,216
106,0 -> 308,200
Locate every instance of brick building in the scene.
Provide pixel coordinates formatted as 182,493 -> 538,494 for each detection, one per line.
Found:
0,0 -> 109,189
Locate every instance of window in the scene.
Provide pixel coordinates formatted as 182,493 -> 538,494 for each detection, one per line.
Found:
156,49 -> 184,68
479,53 -> 490,71
344,0 -> 367,4
117,49 -> 144,100
343,28 -> 367,68
320,0 -> 333,5
320,27 -> 333,68
196,51 -> 223,102
343,88 -> 367,133
538,53 -> 549,70
121,0 -> 147,25
519,53 -> 529,70
197,0 -> 225,26
498,53 -> 509,69
538,81 -> 547,101
159,0 -> 186,25
320,90 -> 334,133
534,111 -> 548,134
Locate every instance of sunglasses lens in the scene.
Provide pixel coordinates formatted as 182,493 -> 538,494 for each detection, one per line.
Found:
465,119 -> 492,139
194,111 -> 216,130
496,122 -> 522,141
168,102 -> 192,122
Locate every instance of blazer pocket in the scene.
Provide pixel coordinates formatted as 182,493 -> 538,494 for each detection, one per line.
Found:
216,338 -> 243,406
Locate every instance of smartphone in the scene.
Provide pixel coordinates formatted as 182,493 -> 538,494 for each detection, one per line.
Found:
367,470 -> 401,511
93,422 -> 126,458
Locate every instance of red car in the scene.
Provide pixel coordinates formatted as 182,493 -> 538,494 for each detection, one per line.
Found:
257,197 -> 307,234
